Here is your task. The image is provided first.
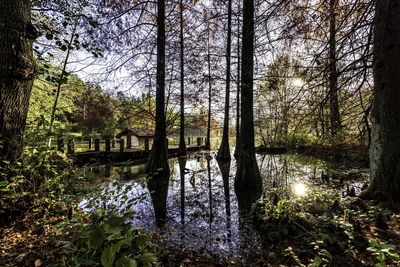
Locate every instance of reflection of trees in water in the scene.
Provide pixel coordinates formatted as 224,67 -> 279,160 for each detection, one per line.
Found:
80,153 -> 327,262
217,159 -> 232,243
178,157 -> 186,225
259,155 -> 289,190
148,172 -> 169,228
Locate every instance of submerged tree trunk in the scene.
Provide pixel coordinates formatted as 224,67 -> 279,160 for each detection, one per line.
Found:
217,0 -> 232,161
234,1 -> 241,160
328,0 -> 341,137
366,0 -> 400,201
146,0 -> 169,174
178,0 -> 187,156
235,0 -> 262,201
0,0 -> 36,161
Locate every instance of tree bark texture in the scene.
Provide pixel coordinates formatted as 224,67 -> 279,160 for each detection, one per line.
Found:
146,0 -> 170,174
0,0 -> 35,161
235,0 -> 262,197
367,0 -> 400,201
234,1 -> 241,160
178,0 -> 187,156
217,0 -> 232,161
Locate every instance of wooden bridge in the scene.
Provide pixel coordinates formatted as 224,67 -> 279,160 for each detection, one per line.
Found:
57,137 -> 205,165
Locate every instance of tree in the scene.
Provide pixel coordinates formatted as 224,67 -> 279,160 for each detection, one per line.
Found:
235,0 -> 262,201
328,0 -> 341,136
47,22 -> 78,146
234,0 -> 241,159
0,0 -> 37,160
205,13 -> 213,150
178,0 -> 187,156
217,0 -> 233,161
365,0 -> 400,201
146,0 -> 170,175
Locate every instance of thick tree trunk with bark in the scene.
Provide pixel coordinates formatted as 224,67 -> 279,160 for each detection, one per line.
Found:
328,0 -> 341,136
235,0 -> 262,199
234,2 -> 241,160
178,0 -> 187,156
0,0 -> 35,161
146,0 -> 169,174
217,0 -> 232,161
366,0 -> 400,201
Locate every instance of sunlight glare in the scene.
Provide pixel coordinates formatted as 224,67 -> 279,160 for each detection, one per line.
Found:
293,183 -> 307,197
293,78 -> 304,87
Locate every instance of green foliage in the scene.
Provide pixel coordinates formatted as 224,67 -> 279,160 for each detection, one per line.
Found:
0,142 -> 90,222
282,132 -> 317,148
367,240 -> 400,267
66,212 -> 157,267
284,246 -> 332,267
253,187 -> 351,266
26,70 -> 85,142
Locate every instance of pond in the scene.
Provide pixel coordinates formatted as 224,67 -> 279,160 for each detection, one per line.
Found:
78,152 -> 368,264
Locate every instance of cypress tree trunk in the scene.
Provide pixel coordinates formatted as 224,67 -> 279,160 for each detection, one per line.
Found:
146,0 -> 169,174
217,0 -> 232,161
328,0 -> 341,136
365,0 -> 400,201
234,1 -> 241,160
178,0 -> 187,156
235,0 -> 262,199
0,0 -> 36,161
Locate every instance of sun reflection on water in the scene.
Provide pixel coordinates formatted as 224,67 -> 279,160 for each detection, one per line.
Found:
293,183 -> 307,197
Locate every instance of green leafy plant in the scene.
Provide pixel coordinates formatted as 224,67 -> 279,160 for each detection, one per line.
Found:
73,211 -> 157,267
367,240 -> 400,267
0,142 -> 91,223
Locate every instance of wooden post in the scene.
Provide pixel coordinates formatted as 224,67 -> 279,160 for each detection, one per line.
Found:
88,138 -> 92,150
120,138 -> 125,152
95,138 -> 100,152
188,137 -> 191,145
105,138 -> 111,152
144,138 -> 149,152
197,137 -> 201,147
111,138 -> 115,148
105,165 -> 112,177
126,134 -> 132,149
67,139 -> 75,154
166,138 -> 169,150
57,138 -> 64,153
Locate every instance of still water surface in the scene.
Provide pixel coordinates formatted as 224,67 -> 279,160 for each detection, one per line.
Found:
79,152 -> 364,263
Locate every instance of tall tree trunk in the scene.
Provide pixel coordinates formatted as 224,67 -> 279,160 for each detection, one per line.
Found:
328,0 -> 341,137
366,0 -> 400,201
235,0 -> 262,203
0,0 -> 35,161
205,22 -> 212,150
146,0 -> 169,174
234,1 -> 241,160
47,23 -> 77,147
178,0 -> 187,156
217,0 -> 232,161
